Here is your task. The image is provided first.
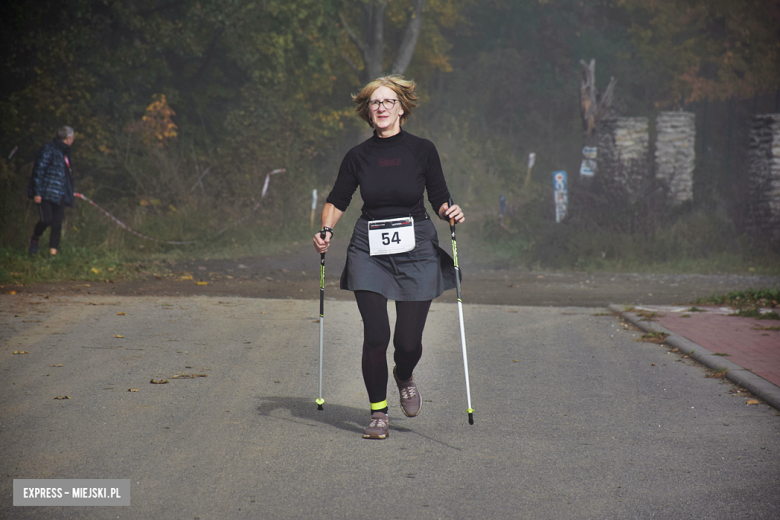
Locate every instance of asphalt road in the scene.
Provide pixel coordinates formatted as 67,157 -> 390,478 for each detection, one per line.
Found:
1,294 -> 778,519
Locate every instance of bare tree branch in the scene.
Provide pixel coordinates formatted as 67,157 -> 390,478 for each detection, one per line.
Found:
580,59 -> 597,136
341,53 -> 360,73
596,77 -> 617,122
391,0 -> 425,75
339,11 -> 366,55
190,166 -> 213,192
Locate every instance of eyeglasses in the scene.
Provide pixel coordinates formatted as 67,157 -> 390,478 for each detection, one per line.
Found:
368,99 -> 398,111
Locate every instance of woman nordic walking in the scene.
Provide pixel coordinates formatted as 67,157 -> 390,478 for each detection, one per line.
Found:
312,75 -> 465,439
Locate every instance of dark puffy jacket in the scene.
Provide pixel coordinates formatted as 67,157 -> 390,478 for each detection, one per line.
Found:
28,139 -> 75,207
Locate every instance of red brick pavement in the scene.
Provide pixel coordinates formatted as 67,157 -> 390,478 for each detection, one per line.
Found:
649,308 -> 780,389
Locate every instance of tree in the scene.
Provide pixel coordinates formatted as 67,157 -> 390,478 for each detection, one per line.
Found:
579,59 -> 616,143
338,0 -> 468,84
621,0 -> 780,104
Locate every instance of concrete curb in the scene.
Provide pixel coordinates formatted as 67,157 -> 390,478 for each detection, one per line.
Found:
608,304 -> 780,412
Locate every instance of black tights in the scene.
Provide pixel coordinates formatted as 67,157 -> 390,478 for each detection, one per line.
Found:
354,290 -> 432,406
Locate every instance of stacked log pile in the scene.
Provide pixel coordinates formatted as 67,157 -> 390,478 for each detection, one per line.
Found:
747,114 -> 780,244
655,112 -> 695,203
597,117 -> 650,195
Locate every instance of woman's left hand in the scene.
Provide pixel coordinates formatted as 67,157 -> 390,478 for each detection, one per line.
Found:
441,203 -> 465,224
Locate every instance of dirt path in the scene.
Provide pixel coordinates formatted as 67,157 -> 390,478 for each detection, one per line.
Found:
9,237 -> 779,306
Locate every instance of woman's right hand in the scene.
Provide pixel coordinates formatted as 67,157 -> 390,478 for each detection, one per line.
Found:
314,204 -> 343,254
313,230 -> 331,254
34,195 -> 42,203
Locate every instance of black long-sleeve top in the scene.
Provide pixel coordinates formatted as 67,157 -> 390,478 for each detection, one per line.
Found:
326,129 -> 450,220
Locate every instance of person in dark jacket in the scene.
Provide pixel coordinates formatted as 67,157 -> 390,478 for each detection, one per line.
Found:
28,126 -> 76,256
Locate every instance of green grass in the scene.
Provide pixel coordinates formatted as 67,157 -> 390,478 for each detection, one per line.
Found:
0,215 -> 326,286
0,244 -> 144,285
695,288 -> 780,309
470,204 -> 780,275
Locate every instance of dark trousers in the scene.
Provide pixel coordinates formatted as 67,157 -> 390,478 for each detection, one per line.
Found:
33,200 -> 66,250
354,290 -> 432,405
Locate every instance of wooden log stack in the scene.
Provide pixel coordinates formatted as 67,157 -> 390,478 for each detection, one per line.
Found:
747,114 -> 780,245
655,112 -> 695,204
597,117 -> 650,196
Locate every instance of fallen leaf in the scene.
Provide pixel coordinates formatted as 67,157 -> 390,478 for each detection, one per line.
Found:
150,379 -> 169,384
117,312 -> 126,315
114,335 -> 124,338
746,399 -> 760,405
91,267 -> 100,274
49,364 -> 64,367
196,281 -> 208,285
13,351 -> 29,355
10,290 -> 16,295
640,332 -> 669,344
53,396 -> 70,400
513,360 -> 521,363
650,363 -> 656,366
179,275 -> 193,281
128,388 -> 139,392
171,373 -> 209,379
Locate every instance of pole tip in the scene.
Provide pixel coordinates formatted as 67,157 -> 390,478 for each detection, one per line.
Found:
467,409 -> 474,425
316,398 -> 324,410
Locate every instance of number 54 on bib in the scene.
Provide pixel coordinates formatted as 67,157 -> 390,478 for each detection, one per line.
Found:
368,217 -> 416,256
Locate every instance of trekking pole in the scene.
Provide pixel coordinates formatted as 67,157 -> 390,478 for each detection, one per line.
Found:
316,229 -> 326,411
448,198 -> 474,425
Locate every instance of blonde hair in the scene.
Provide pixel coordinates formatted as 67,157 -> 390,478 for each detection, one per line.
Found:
352,75 -> 418,128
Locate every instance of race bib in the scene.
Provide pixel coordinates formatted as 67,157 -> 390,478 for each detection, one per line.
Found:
368,217 -> 415,256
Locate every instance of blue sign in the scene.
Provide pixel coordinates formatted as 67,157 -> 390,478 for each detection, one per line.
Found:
553,171 -> 568,223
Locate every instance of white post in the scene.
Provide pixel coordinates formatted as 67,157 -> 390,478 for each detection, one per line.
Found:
311,189 -> 318,229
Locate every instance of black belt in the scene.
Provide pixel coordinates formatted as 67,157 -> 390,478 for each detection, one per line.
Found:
360,211 -> 430,222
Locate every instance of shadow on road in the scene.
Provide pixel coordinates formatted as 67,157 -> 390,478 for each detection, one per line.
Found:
256,396 -> 463,450
257,396 -> 366,435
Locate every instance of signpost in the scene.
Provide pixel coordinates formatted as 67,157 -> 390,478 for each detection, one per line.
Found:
553,171 -> 568,223
580,146 -> 597,177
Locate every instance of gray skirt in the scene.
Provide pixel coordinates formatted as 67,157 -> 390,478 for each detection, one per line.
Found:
340,217 -> 459,301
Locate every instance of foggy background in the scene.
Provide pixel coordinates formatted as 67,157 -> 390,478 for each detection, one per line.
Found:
2,0 -> 779,276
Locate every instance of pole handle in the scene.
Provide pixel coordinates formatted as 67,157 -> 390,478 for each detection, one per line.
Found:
448,197 -> 455,227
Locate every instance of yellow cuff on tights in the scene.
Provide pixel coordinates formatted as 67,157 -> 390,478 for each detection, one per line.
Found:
371,400 -> 388,411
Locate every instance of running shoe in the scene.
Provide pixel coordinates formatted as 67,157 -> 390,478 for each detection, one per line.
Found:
394,366 -> 422,417
28,237 -> 39,256
363,412 -> 389,439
